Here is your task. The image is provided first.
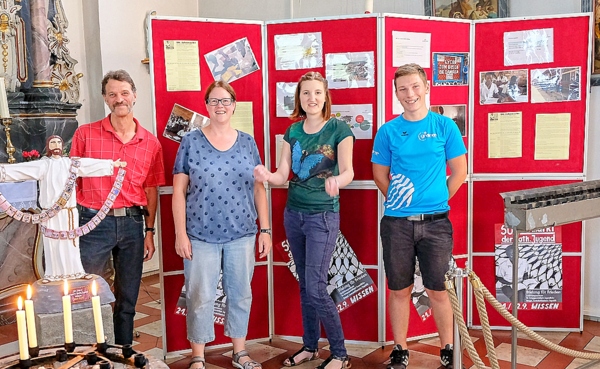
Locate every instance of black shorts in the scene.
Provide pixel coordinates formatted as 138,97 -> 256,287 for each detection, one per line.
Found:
381,215 -> 454,291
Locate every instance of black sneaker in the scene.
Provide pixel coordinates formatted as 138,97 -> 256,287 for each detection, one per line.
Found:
387,344 -> 409,369
440,344 -> 465,369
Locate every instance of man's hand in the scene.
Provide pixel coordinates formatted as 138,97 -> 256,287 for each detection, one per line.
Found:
144,233 -> 155,261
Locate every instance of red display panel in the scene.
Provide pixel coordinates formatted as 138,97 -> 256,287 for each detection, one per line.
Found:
273,265 -> 379,342
472,180 -> 582,253
266,15 -> 378,180
471,255 -> 581,329
472,15 -> 590,173
150,18 -> 265,186
449,184 -> 468,256
384,16 -> 471,162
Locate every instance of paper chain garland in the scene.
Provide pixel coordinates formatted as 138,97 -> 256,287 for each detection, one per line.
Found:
0,160 -> 126,240
41,168 -> 126,240
0,158 -> 82,223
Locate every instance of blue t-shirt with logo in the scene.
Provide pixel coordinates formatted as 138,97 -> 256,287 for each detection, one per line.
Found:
371,111 -> 466,217
172,129 -> 261,243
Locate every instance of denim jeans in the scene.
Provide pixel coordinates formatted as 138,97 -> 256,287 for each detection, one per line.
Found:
79,209 -> 145,345
283,207 -> 347,358
184,235 -> 255,344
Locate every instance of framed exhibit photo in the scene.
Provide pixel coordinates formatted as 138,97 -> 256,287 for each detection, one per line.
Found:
594,0 -> 600,74
432,0 -> 506,19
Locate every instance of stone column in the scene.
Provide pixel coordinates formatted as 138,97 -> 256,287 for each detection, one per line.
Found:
29,0 -> 52,86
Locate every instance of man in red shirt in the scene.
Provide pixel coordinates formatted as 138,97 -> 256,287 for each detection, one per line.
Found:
71,69 -> 165,345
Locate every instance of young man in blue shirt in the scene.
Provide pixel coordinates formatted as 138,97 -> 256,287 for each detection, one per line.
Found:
372,63 -> 467,369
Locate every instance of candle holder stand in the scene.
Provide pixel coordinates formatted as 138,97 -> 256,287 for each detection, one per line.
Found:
26,347 -> 38,359
2,117 -> 16,164
64,342 -> 75,353
17,358 -> 31,369
95,342 -> 108,354
2,343 -> 161,369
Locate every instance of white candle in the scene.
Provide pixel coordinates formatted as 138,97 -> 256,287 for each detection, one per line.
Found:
16,297 -> 29,360
62,280 -> 73,344
91,281 -> 105,343
24,285 -> 37,348
365,0 -> 373,13
0,78 -> 9,119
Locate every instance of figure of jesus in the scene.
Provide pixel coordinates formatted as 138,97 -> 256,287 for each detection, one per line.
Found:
0,135 -> 126,281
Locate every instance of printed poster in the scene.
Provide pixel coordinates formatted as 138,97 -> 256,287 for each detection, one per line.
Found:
175,272 -> 226,325
331,104 -> 373,140
274,32 -> 323,70
279,232 -> 376,313
494,224 -> 563,311
503,28 -> 554,66
432,53 -> 469,86
204,37 -> 260,83
164,40 -> 201,92
326,52 -> 375,89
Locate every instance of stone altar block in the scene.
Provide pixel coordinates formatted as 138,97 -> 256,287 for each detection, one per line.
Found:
31,275 -> 116,346
36,304 -> 114,346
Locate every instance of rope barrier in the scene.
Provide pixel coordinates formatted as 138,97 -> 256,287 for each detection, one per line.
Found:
445,269 -> 600,368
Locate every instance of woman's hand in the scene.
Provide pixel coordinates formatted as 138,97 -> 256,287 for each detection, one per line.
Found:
325,176 -> 340,197
257,233 -> 272,259
254,165 -> 272,182
174,233 -> 193,260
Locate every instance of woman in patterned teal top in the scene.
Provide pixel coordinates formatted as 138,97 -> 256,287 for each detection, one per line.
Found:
255,72 -> 354,369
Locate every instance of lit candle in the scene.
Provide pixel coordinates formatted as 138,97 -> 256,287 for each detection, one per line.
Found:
91,281 -> 105,343
0,77 -> 10,119
62,280 -> 73,344
16,297 -> 29,360
24,285 -> 37,348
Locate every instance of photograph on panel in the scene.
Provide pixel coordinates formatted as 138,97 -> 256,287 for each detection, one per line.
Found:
479,69 -> 528,104
163,103 -> 209,143
494,224 -> 563,311
331,104 -> 373,140
530,67 -> 580,103
432,52 -> 469,86
434,0 -> 499,19
275,82 -> 297,117
430,104 -> 466,136
274,32 -> 323,70
204,37 -> 260,83
326,51 -> 375,89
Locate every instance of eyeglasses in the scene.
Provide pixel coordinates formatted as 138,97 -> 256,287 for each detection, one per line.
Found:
206,98 -> 234,106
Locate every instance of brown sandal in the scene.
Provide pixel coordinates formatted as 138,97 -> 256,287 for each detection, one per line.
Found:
284,346 -> 319,367
188,356 -> 205,369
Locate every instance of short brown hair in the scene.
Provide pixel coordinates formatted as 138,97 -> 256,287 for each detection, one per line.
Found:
101,70 -> 136,95
290,72 -> 331,120
394,64 -> 427,90
204,80 -> 237,102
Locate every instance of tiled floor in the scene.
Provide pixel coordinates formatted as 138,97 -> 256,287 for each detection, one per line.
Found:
4,273 -> 600,368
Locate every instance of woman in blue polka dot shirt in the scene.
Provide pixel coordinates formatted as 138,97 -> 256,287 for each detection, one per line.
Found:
172,80 -> 271,369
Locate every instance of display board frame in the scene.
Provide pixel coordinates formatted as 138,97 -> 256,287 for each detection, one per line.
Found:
148,12 -> 592,355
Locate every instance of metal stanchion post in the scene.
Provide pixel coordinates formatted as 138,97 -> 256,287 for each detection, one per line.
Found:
511,227 -> 519,369
448,266 -> 469,369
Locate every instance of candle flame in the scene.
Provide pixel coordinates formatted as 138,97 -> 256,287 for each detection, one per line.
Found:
26,285 -> 32,300
63,279 -> 69,296
17,296 -> 22,310
91,280 -> 97,296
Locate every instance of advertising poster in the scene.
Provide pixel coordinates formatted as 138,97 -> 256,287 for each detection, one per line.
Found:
432,52 -> 469,86
279,232 -> 376,313
494,224 -> 563,311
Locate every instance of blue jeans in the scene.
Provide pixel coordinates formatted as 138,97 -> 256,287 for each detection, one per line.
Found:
184,235 -> 255,344
283,208 -> 347,358
79,209 -> 145,345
